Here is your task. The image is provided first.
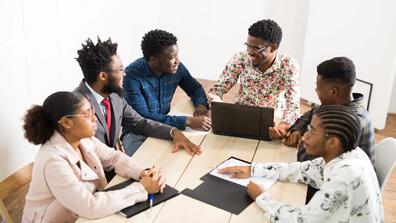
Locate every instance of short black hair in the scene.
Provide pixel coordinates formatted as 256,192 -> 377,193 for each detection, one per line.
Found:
76,37 -> 118,85
141,29 -> 177,60
314,104 -> 361,153
248,19 -> 282,47
317,57 -> 356,87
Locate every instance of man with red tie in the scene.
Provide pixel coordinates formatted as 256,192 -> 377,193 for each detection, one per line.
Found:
74,37 -> 202,180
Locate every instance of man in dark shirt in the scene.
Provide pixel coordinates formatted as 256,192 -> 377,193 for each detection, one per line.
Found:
269,57 -> 375,203
123,30 -> 211,155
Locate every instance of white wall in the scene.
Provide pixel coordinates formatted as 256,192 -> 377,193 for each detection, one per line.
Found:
390,73 -> 396,113
0,0 -> 37,181
1,0 -> 395,179
262,0 -> 311,67
300,0 -> 396,129
0,0 -> 268,180
121,0 -> 269,80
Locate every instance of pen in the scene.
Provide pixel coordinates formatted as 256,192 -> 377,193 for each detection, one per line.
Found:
149,194 -> 154,215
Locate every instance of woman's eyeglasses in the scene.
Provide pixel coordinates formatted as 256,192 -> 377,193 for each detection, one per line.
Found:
64,106 -> 95,120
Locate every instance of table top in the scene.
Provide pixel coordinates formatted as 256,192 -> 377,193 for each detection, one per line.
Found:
77,100 -> 307,223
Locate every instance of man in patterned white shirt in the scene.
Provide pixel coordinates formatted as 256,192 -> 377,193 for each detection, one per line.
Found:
219,104 -> 384,223
208,19 -> 300,136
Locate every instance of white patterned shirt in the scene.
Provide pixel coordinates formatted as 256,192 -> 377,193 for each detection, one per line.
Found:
209,51 -> 300,124
251,148 -> 384,223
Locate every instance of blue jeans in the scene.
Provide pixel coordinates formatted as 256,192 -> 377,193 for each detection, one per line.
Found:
122,132 -> 147,156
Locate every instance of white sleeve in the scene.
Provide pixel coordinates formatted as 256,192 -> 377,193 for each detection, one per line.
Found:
255,177 -> 349,223
251,158 -> 325,189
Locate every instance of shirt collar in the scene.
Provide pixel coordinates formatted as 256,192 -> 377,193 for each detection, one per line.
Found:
84,80 -> 105,104
263,52 -> 281,75
48,132 -> 100,181
346,93 -> 365,114
48,131 -> 80,165
143,58 -> 168,78
244,51 -> 281,75
325,148 -> 361,167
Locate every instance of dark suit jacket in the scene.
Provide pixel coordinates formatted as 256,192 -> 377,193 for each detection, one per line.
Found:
74,80 -> 173,148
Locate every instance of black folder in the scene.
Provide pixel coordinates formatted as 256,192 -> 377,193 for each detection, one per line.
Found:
104,179 -> 179,218
211,101 -> 274,141
181,157 -> 253,215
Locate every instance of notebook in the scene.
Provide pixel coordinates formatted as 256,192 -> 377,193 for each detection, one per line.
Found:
211,102 -> 274,140
104,179 -> 179,218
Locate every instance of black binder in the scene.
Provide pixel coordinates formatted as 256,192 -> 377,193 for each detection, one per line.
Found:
104,179 -> 179,218
181,157 -> 254,215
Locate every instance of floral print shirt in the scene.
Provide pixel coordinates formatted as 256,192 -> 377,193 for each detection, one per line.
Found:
251,148 -> 384,223
209,51 -> 300,124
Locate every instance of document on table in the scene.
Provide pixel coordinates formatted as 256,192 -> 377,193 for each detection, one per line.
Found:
210,157 -> 277,189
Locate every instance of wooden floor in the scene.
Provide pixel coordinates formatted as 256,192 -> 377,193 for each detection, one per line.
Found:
2,79 -> 395,222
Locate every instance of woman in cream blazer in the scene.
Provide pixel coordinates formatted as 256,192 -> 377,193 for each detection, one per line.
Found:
22,91 -> 165,223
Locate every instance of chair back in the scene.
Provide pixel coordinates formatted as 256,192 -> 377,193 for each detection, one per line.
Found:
374,137 -> 396,191
0,163 -> 33,223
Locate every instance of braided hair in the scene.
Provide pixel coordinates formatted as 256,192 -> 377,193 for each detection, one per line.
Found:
314,104 -> 361,153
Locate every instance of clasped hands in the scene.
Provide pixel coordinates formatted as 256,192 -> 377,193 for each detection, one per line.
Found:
139,167 -> 166,194
185,93 -> 224,131
218,166 -> 266,200
188,105 -> 212,131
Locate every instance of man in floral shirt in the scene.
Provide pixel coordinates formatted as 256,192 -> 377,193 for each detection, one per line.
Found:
219,105 -> 384,223
208,19 -> 300,136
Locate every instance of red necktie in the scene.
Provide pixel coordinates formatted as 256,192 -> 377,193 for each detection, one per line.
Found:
101,98 -> 112,144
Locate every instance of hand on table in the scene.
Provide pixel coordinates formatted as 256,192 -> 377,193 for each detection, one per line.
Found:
139,167 -> 166,194
187,115 -> 212,131
172,129 -> 203,155
218,165 -> 251,178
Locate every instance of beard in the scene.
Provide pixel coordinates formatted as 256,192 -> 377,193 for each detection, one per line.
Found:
102,74 -> 124,96
252,62 -> 260,68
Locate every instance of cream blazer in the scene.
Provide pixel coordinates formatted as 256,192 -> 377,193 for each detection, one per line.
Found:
22,131 -> 148,223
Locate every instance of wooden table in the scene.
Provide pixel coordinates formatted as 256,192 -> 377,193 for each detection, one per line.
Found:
77,100 -> 307,223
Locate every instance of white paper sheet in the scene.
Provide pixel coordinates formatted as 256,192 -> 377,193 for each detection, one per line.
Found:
210,158 -> 277,189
